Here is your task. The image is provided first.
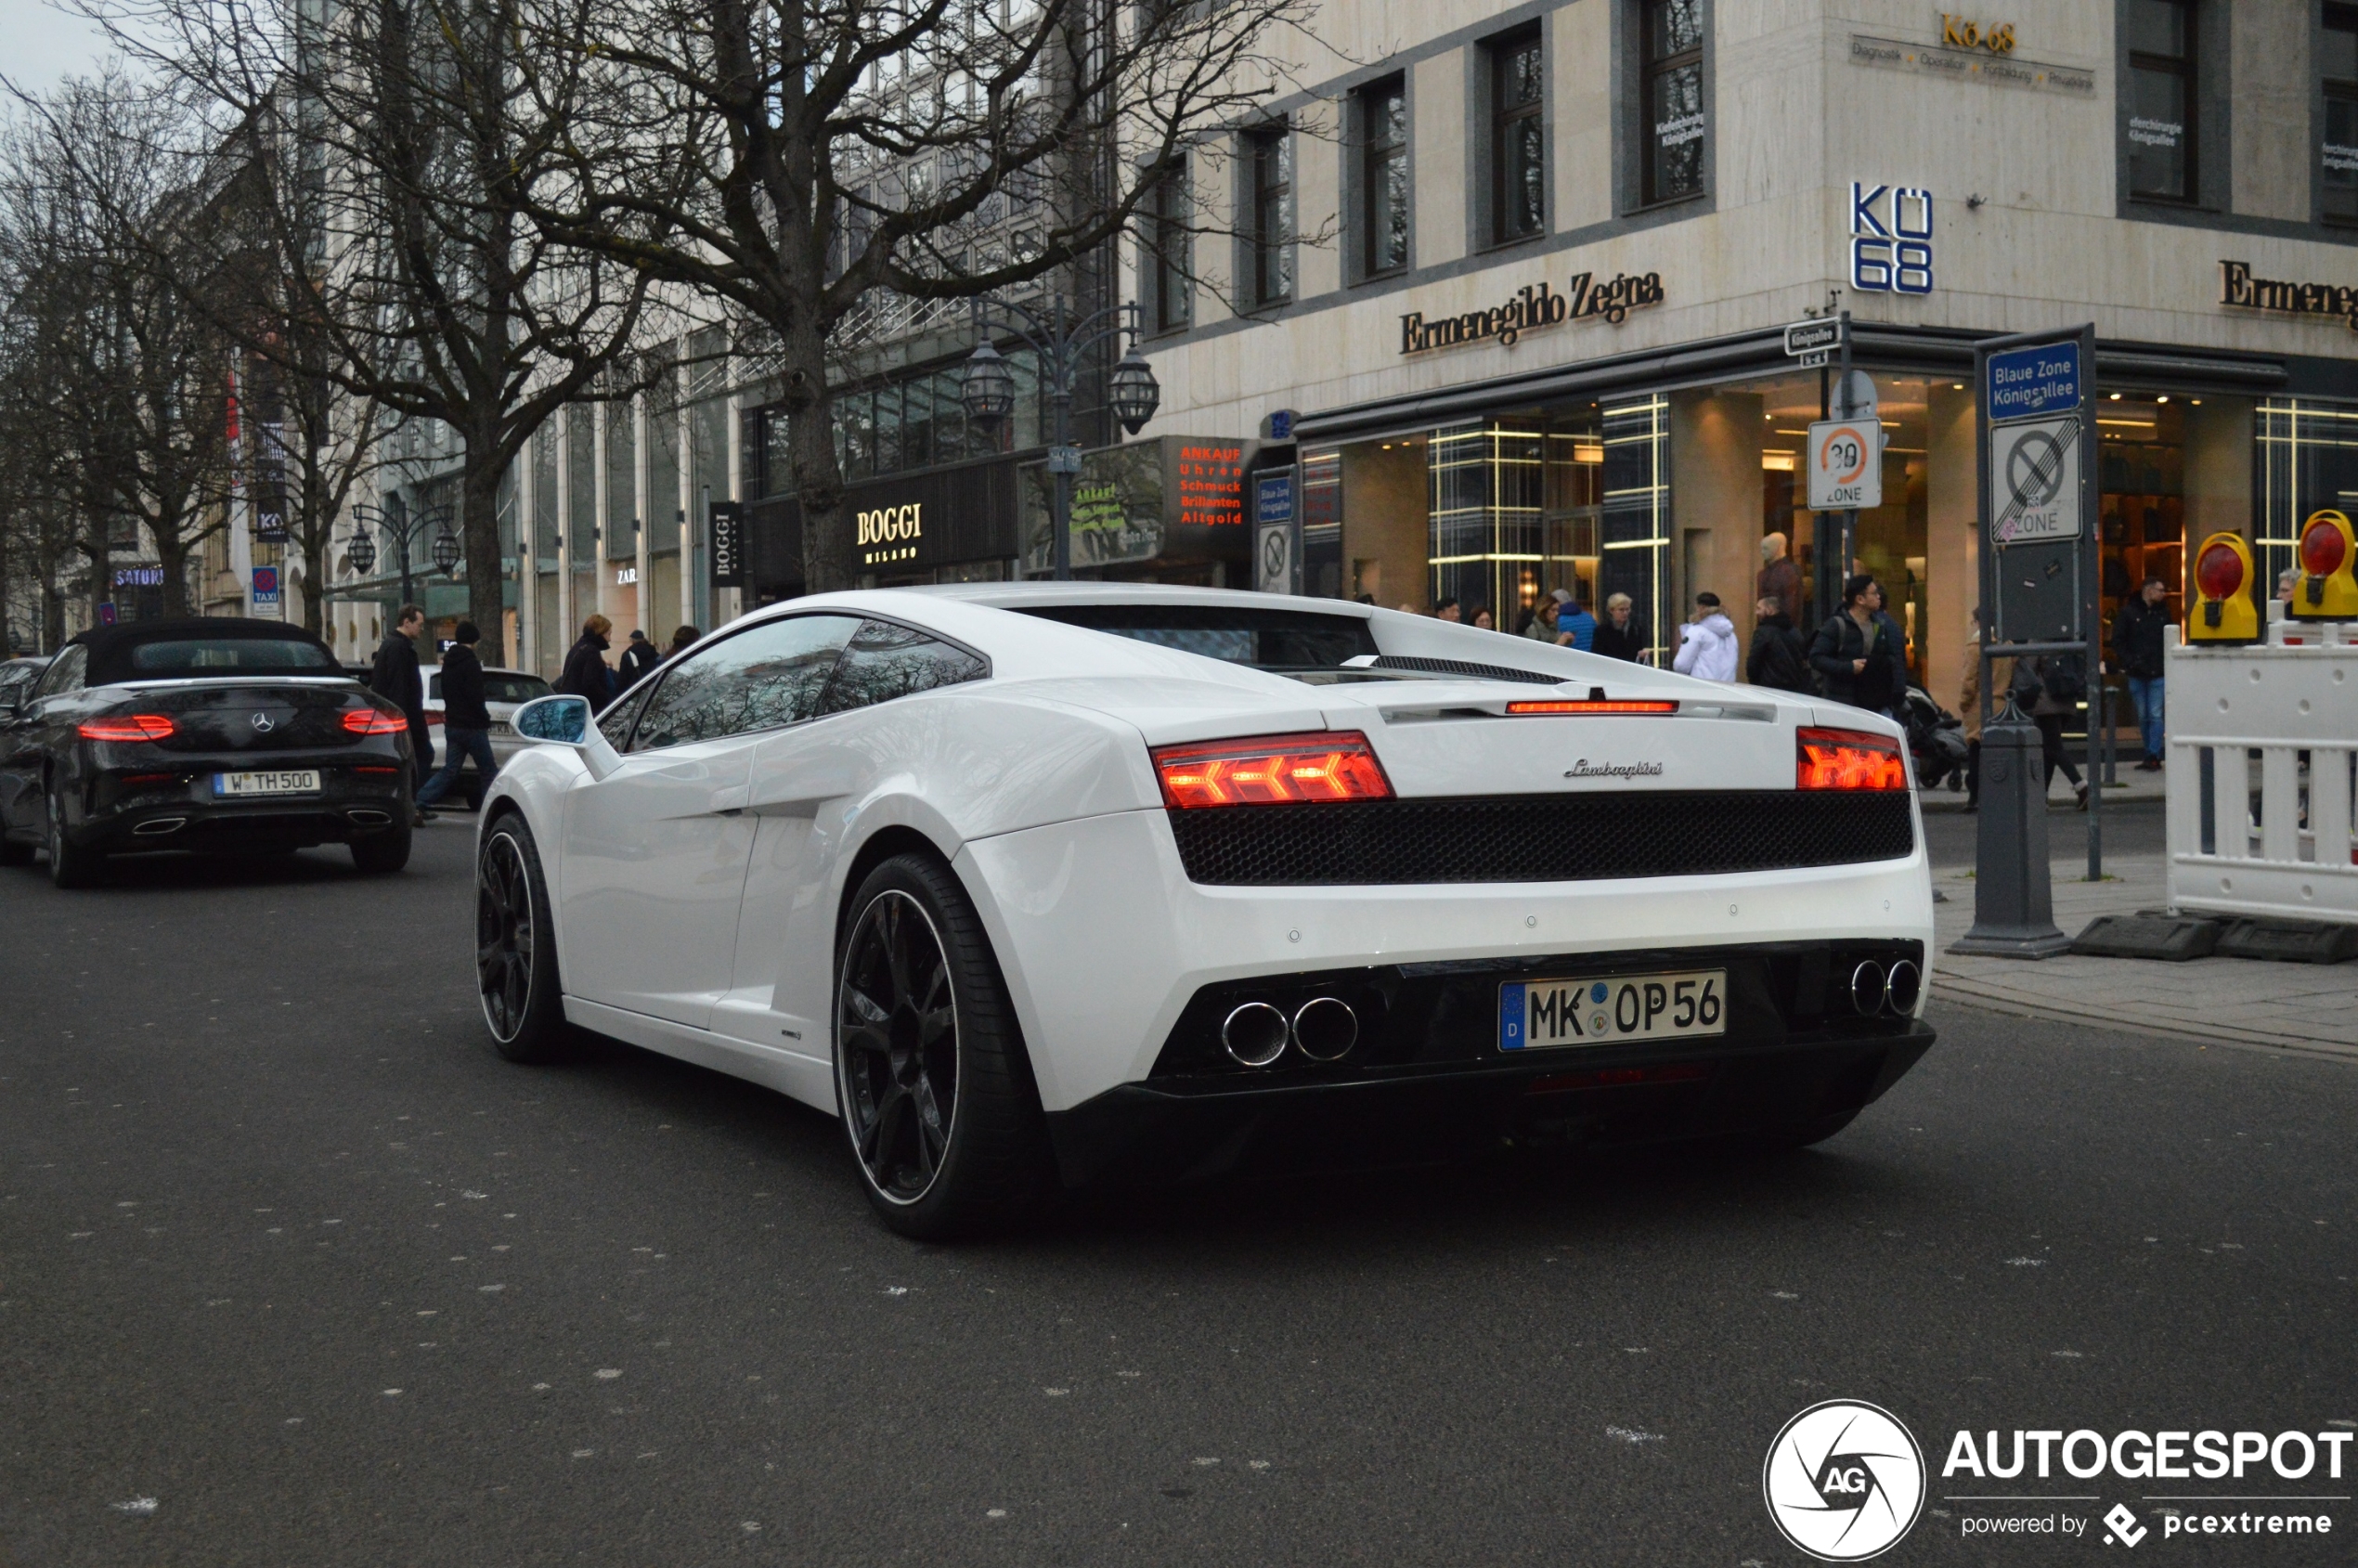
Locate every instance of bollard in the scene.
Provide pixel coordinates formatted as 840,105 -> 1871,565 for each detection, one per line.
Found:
1950,698 -> 2070,958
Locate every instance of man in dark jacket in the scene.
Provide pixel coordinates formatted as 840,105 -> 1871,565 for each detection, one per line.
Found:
2112,576 -> 2170,770
555,615 -> 616,710
1808,574 -> 1905,718
616,628 -> 661,693
415,621 -> 496,816
369,603 -> 432,791
1745,595 -> 1814,693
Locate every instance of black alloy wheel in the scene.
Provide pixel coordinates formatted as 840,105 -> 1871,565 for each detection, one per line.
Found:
834,854 -> 1049,1239
475,813 -> 567,1062
839,889 -> 960,1203
45,779 -> 101,888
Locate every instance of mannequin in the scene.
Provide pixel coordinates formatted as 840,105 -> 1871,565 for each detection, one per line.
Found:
1758,532 -> 1802,620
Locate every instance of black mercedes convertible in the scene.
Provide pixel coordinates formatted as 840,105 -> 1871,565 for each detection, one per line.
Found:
0,619 -> 415,886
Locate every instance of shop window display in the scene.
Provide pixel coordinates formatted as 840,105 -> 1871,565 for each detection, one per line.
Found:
2097,399 -> 2186,676
1427,411 -> 1613,638
2258,399 -> 2358,591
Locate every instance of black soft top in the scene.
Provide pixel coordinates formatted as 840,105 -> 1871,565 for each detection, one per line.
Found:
70,617 -> 343,686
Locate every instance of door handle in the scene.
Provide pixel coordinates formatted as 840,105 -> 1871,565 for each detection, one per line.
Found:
711,784 -> 749,814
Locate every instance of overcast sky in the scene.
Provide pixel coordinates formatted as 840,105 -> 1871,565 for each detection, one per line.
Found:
0,0 -> 119,96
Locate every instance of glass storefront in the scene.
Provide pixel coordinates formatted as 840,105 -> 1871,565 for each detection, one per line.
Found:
2258,397 -> 2358,590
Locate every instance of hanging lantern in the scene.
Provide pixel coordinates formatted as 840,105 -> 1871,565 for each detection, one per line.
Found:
1108,345 -> 1161,435
347,527 -> 378,577
959,341 -> 1017,423
432,529 -> 461,574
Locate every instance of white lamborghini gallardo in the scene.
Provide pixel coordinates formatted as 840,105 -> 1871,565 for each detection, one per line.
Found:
476,586 -> 1935,1237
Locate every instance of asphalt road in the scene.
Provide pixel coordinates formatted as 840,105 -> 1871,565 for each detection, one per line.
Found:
4,823 -> 2352,1567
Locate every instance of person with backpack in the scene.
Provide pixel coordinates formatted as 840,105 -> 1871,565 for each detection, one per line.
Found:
1808,574 -> 1905,719
1745,594 -> 1814,693
2027,651 -> 2090,808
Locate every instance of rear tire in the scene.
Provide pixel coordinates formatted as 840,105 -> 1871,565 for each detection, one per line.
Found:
477,812 -> 570,1064
835,853 -> 1050,1240
45,781 -> 103,888
350,826 -> 412,875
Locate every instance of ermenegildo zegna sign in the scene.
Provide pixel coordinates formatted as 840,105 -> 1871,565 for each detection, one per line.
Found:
2220,260 -> 2358,330
1399,270 -> 1665,356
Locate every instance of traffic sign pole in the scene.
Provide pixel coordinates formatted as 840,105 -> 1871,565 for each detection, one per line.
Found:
1836,310 -> 1856,611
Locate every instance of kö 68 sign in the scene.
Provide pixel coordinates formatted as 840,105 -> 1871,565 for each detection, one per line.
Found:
1849,184 -> 1933,296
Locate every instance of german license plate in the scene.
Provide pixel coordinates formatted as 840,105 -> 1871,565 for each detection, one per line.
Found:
1498,969 -> 1728,1051
212,769 -> 321,797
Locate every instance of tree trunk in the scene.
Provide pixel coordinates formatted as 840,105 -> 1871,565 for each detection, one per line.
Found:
785,317 -> 853,595
461,440 -> 509,666
154,529 -> 189,618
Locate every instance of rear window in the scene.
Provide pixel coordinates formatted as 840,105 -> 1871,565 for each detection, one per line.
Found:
485,673 -> 551,703
1017,604 -> 1378,670
125,638 -> 341,677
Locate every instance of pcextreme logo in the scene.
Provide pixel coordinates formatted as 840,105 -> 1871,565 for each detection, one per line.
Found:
1763,1400 -> 1927,1562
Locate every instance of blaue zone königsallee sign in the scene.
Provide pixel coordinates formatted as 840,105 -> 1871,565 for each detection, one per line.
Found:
1399,270 -> 1664,356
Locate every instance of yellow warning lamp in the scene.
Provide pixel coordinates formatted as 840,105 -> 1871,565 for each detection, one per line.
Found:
2188,532 -> 2259,644
2288,509 -> 2358,621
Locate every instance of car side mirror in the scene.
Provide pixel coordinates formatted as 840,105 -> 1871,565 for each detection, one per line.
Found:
511,693 -> 622,781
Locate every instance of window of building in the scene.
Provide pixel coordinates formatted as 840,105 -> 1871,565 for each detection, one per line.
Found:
2125,0 -> 2196,203
1359,77 -> 1409,277
2325,5 -> 2358,224
1150,163 -> 1192,332
1490,31 -> 1545,244
1248,124 -> 1293,306
1641,0 -> 1706,205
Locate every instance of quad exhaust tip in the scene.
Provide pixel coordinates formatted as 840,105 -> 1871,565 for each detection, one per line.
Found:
1290,997 -> 1358,1062
1885,958 -> 1922,1015
1848,959 -> 1886,1017
1221,1002 -> 1290,1069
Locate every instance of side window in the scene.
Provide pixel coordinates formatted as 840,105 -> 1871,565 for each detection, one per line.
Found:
33,646 -> 86,697
429,673 -> 444,700
816,619 -> 988,718
597,682 -> 652,750
629,615 -> 862,751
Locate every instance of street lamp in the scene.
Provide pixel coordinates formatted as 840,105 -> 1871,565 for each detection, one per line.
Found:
348,493 -> 455,614
959,294 -> 1158,581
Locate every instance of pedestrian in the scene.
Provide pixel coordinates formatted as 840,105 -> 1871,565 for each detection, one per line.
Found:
1808,574 -> 1906,717
1522,595 -> 1562,643
1434,597 -> 1461,623
667,624 -> 700,656
2028,651 -> 2091,808
556,614 -> 617,710
1757,532 -> 1802,619
1555,590 -> 1598,653
1470,605 -> 1495,630
2112,576 -> 2170,771
617,628 -> 661,693
369,603 -> 433,797
1958,606 -> 2014,812
1744,595 -> 1813,693
2277,567 -> 2300,603
1672,591 -> 1739,680
1592,592 -> 1646,662
414,621 -> 496,820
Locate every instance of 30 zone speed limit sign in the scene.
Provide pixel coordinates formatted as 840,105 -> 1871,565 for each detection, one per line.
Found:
1806,419 -> 1883,510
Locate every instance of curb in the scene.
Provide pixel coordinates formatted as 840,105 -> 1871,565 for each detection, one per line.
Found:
1928,978 -> 2358,1067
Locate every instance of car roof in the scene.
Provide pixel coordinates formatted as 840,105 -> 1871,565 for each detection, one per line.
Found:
912,581 -> 1380,618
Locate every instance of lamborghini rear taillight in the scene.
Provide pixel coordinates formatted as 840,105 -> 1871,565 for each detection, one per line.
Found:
1151,731 -> 1393,809
1796,727 -> 1908,790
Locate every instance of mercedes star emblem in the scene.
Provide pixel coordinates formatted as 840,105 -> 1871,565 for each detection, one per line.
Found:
251,712 -> 275,732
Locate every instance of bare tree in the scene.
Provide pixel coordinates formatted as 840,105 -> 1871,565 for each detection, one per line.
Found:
519,0 -> 1312,594
86,0 -> 688,660
0,74 -> 232,621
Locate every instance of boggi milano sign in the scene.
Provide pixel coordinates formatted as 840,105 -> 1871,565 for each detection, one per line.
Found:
1399,269 -> 1664,356
856,502 -> 924,566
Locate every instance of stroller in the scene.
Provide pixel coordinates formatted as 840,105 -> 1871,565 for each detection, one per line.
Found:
1901,685 -> 1970,791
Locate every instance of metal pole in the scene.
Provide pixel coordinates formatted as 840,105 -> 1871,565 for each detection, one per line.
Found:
2079,320 -> 2103,881
1052,295 -> 1072,583
1836,310 -> 1857,590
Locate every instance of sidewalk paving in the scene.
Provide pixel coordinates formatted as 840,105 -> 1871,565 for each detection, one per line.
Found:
1929,853 -> 2358,1064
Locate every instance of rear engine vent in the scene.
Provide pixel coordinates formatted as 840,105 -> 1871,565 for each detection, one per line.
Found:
1166,790 -> 1915,886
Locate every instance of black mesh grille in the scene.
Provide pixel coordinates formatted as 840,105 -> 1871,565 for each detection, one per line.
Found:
1166,790 -> 1915,886
1368,654 -> 1562,685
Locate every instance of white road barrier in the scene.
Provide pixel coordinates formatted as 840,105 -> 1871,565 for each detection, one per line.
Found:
2166,620 -> 2358,924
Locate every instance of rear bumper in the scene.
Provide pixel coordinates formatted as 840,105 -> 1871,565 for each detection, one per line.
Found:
65,762 -> 409,852
1044,1022 -> 1935,1188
